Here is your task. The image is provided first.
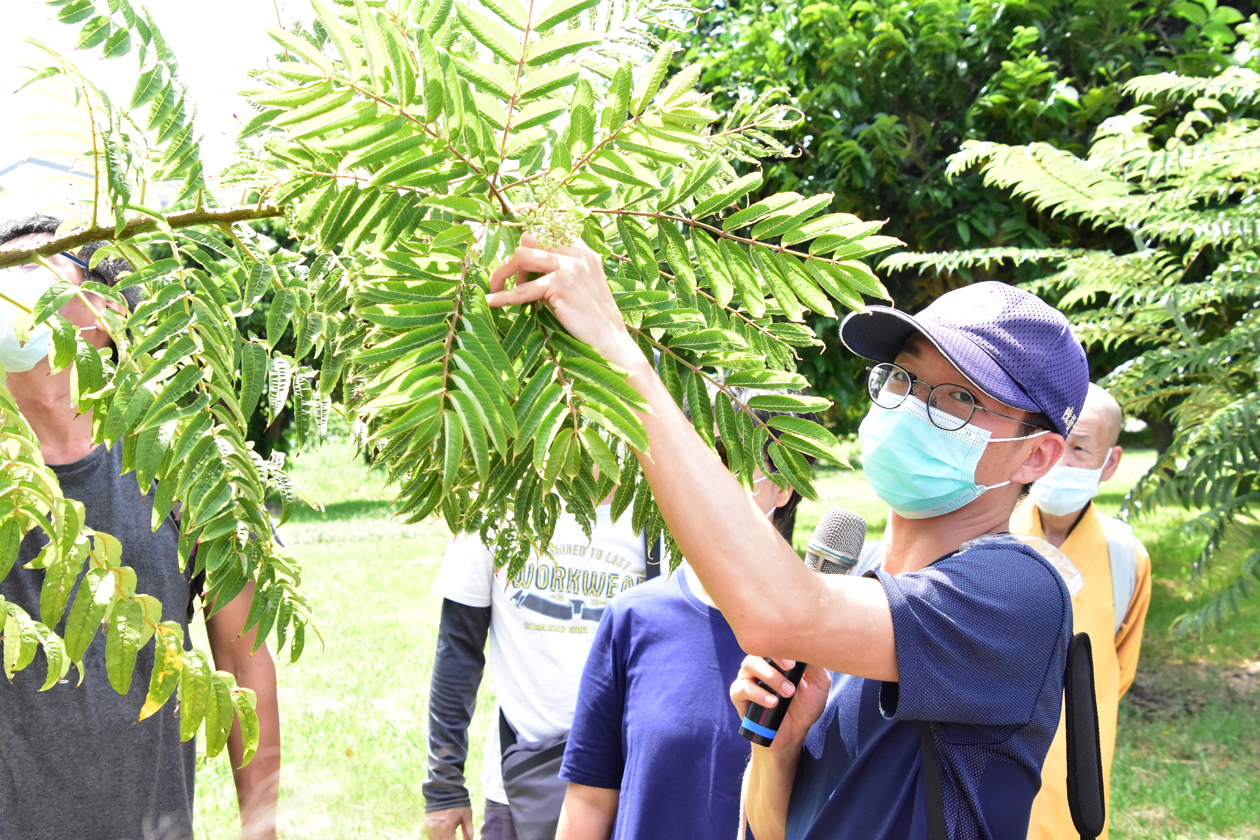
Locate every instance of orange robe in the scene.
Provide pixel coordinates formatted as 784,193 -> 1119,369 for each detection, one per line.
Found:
1012,500 -> 1152,840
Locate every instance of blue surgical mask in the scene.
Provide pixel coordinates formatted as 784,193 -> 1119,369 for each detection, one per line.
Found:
859,397 -> 1043,519
1029,463 -> 1104,516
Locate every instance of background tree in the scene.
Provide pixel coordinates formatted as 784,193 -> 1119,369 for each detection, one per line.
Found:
668,0 -> 1246,428
0,0 -> 895,762
886,20 -> 1260,630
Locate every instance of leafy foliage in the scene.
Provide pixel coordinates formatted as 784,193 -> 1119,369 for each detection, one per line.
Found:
1,0 -> 896,752
888,23 -> 1260,632
664,0 -> 1244,428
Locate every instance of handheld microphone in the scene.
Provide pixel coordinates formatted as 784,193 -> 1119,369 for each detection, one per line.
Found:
739,506 -> 867,747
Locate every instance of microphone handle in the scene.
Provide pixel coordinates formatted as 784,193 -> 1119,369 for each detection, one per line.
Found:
739,658 -> 808,746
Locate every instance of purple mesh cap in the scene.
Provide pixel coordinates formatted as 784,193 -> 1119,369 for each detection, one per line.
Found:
838,282 -> 1089,437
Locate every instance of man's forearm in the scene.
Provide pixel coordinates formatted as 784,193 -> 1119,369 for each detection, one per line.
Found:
424,600 -> 491,811
743,747 -> 802,840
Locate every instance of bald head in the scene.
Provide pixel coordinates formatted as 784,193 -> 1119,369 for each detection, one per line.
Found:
1083,383 -> 1123,450
1055,383 -> 1124,476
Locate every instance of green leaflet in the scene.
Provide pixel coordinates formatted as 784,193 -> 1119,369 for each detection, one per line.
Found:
513,98 -> 569,131
456,58 -> 514,99
449,371 -> 510,456
416,31 -> 446,124
579,427 -> 620,482
590,151 -> 659,190
776,431 -> 848,467
448,389 -> 490,483
266,27 -> 335,74
289,99 -> 379,143
526,30 -> 601,66
3,607 -> 39,680
310,0 -> 361,74
130,64 -> 165,109
562,357 -> 650,412
601,60 -> 633,133
778,256 -> 836,318
724,369 -> 810,389
531,401 -> 570,474
271,87 -> 355,130
519,65 -> 580,99
720,240 -> 766,318
105,598 -> 145,695
178,648 -> 212,742
269,356 -> 293,421
713,391 -> 744,476
480,0 -> 528,29
748,393 -> 831,412
134,420 -> 176,490
692,172 -> 763,220
631,40 -> 675,115
534,0 -> 600,31
724,192 -> 801,231
750,193 -> 834,241
353,0 -> 390,93
659,222 -> 696,299
750,247 -> 803,322
231,685 -> 260,765
768,442 -> 818,502
457,4 -> 523,64
139,364 -> 203,431
805,261 -> 866,313
378,11 -> 417,105
691,233 -> 733,307
63,569 -> 116,665
441,411 -> 464,498
828,260 -> 891,300
248,78 -> 333,110
34,622 -> 70,690
203,674 -> 236,759
319,115 -> 407,153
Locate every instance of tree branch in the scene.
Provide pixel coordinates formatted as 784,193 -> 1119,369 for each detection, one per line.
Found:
0,205 -> 286,269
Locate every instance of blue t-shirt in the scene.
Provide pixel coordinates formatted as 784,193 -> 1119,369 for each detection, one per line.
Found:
786,539 -> 1072,840
561,567 -> 751,840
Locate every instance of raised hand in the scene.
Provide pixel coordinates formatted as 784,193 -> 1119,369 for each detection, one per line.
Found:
486,234 -> 640,370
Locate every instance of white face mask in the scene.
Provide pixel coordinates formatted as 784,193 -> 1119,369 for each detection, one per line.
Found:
0,265 -> 97,373
752,473 -> 778,519
1029,462 -> 1105,517
0,265 -> 60,372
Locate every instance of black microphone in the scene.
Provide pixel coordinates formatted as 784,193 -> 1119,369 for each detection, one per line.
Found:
739,506 -> 867,746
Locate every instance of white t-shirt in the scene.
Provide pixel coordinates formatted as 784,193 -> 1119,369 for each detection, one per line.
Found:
431,507 -> 647,804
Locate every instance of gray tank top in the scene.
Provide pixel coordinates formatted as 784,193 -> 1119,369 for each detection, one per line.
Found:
0,444 -> 196,840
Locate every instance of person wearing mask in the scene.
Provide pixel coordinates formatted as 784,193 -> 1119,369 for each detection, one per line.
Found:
485,234 -> 1088,840
0,214 -> 280,840
1015,383 -> 1152,840
556,390 -> 816,840
422,503 -> 648,840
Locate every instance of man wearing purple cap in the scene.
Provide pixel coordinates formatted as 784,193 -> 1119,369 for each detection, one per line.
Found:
486,235 -> 1088,840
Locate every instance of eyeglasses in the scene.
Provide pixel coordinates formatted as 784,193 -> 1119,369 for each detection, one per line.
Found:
867,362 -> 1050,434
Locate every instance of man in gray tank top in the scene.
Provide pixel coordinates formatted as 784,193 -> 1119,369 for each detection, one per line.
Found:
0,215 -> 281,840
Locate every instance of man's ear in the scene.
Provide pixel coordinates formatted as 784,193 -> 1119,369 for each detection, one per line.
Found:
1100,446 -> 1123,482
1011,434 -> 1065,486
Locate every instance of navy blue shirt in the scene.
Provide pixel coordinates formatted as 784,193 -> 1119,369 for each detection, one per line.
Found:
561,567 -> 750,840
786,539 -> 1072,840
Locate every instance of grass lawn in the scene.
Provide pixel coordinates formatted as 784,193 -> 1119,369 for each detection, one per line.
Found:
193,439 -> 1260,839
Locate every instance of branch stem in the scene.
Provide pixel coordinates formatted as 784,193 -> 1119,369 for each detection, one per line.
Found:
0,205 -> 286,270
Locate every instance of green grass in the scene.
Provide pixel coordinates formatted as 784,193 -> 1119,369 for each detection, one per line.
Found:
193,442 -> 1260,839
192,439 -> 498,839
